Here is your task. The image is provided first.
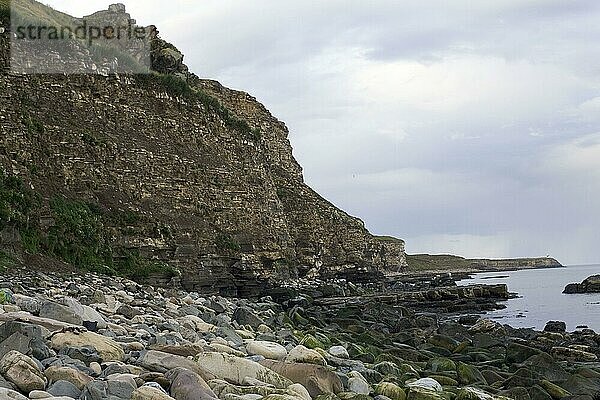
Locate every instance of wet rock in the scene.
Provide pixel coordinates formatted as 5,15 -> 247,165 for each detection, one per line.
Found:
563,275 -> 600,294
375,383 -> 405,400
528,386 -> 553,400
539,380 -> 570,399
233,307 -> 265,328
522,353 -> 570,383
406,387 -> 444,400
503,368 -> 539,389
560,374 -> 600,396
426,357 -> 456,373
506,342 -> 545,364
544,321 -> 566,333
457,362 -> 486,385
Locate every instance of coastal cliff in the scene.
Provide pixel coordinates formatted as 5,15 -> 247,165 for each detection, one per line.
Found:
0,1 -> 406,295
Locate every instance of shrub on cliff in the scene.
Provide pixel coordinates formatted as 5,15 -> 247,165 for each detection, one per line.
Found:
0,172 -> 37,231
0,172 -> 176,278
47,197 -> 112,271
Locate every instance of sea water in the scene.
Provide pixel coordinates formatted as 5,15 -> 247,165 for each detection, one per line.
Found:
456,264 -> 600,331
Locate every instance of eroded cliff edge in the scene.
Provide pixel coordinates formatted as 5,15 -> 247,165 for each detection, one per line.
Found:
0,2 -> 407,296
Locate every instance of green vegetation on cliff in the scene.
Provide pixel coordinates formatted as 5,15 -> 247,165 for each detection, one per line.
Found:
136,73 -> 261,142
0,171 -> 177,279
0,171 -> 38,231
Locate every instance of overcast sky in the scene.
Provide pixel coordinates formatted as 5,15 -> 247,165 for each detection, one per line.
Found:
46,0 -> 600,265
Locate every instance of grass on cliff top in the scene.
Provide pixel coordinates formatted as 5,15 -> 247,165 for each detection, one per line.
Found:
2,0 -> 73,27
374,235 -> 403,243
136,73 -> 261,142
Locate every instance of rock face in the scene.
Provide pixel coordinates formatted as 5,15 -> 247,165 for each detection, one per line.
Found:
564,275 -> 600,294
0,1 -> 406,296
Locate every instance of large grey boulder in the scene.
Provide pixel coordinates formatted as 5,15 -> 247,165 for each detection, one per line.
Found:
40,301 -> 83,325
165,367 -> 218,400
81,379 -> 136,400
0,320 -> 51,360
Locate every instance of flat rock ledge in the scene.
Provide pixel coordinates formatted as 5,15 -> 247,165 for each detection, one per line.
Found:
0,268 -> 598,400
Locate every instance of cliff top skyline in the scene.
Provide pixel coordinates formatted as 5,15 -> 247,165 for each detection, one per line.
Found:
43,0 -> 600,265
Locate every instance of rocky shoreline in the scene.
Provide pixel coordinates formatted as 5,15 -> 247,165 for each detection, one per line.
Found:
0,268 -> 598,400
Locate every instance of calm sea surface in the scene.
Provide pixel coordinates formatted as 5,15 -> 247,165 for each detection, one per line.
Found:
456,264 -> 600,331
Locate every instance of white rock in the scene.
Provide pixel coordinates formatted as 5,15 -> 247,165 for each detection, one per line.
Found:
286,345 -> 326,366
62,297 -> 107,329
288,383 -> 312,400
0,387 -> 28,400
90,362 -> 102,375
328,345 -> 349,359
247,340 -> 288,360
347,371 -> 370,395
28,390 -> 52,399
209,343 -> 246,357
236,329 -> 255,340
406,377 -> 443,392
131,385 -> 175,400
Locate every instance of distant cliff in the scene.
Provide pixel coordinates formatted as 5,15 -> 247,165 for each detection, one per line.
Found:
0,1 -> 406,296
407,254 -> 562,273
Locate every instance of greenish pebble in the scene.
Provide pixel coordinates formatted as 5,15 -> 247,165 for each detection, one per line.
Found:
375,382 -> 406,400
